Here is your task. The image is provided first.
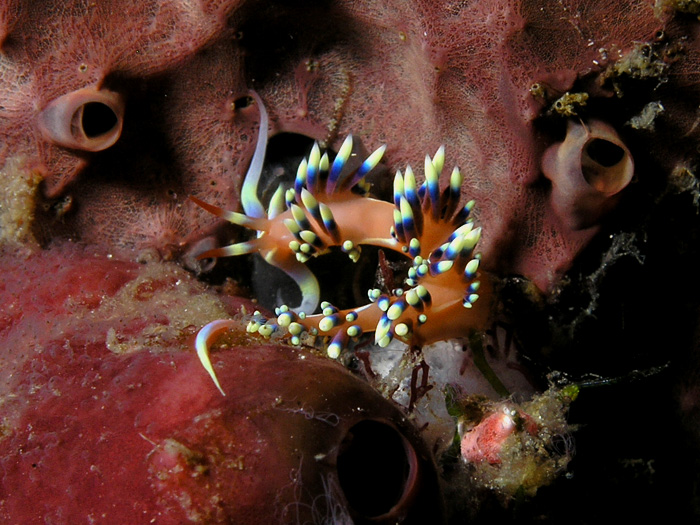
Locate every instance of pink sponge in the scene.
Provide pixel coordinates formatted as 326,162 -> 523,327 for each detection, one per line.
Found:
1,0 -> 687,293
0,243 -> 443,523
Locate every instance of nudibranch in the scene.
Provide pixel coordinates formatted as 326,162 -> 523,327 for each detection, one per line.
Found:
192,125 -> 490,395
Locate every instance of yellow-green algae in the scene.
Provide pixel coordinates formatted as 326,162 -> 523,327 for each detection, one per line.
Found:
0,157 -> 42,248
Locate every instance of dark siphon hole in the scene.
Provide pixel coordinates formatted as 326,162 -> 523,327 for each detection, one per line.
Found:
81,102 -> 118,138
233,95 -> 254,109
336,420 -> 412,518
586,138 -> 625,167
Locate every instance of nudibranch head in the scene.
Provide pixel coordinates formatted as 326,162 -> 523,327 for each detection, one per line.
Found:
192,134 -> 489,394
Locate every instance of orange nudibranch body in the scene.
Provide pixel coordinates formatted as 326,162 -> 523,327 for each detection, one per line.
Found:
262,193 -> 400,257
283,267 -> 493,349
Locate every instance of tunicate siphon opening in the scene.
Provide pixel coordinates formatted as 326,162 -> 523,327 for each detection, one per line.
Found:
81,101 -> 119,138
233,95 -> 254,109
581,137 -> 633,195
585,138 -> 625,168
38,86 -> 125,152
336,420 -> 417,518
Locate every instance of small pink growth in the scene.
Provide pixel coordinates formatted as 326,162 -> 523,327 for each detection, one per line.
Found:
460,406 -> 538,465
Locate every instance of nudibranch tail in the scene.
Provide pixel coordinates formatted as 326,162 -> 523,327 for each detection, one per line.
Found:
192,132 -> 489,395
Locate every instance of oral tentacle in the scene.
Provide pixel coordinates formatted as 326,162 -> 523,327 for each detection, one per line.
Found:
240,90 -> 269,219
